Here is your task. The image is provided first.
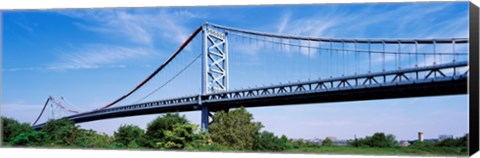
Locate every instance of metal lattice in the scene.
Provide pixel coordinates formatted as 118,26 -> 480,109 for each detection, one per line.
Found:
202,25 -> 229,94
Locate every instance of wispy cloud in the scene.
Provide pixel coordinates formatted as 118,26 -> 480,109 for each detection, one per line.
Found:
3,44 -> 156,72
2,64 -> 132,72
51,44 -> 154,71
15,22 -> 34,33
277,13 -> 339,38
277,11 -> 291,34
57,9 -> 204,46
16,9 -> 207,72
275,3 -> 466,39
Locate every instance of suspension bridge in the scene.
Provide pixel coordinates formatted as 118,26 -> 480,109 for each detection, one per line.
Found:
32,22 -> 469,132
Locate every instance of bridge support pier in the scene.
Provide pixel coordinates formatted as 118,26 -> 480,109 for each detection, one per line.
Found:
201,105 -> 210,132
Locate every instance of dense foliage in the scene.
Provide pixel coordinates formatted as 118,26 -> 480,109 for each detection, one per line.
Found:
209,108 -> 263,150
0,112 -> 469,156
253,131 -> 292,151
349,132 -> 398,148
406,134 -> 468,154
145,113 -> 202,149
2,117 -> 33,144
113,124 -> 145,148
321,137 -> 333,147
2,117 -> 116,148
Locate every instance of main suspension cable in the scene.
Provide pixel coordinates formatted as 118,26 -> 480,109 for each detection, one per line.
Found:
32,97 -> 51,126
97,26 -> 202,110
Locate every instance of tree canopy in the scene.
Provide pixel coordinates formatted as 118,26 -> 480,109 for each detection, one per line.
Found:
254,131 -> 292,151
113,124 -> 145,148
349,132 -> 398,148
322,137 -> 333,147
209,107 -> 263,150
1,113 -> 469,155
2,116 -> 33,144
145,113 -> 199,149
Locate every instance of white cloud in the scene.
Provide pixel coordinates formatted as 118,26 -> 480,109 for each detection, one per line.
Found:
34,9 -> 206,72
15,22 -> 34,33
279,15 -> 339,38
57,9 -> 203,46
276,11 -> 291,34
2,64 -> 128,72
50,44 -> 153,71
2,45 -> 157,72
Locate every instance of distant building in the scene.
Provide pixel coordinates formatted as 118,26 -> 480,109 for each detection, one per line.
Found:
310,138 -> 322,145
424,138 -> 439,142
326,136 -> 337,142
333,139 -> 349,146
399,140 -> 410,147
291,138 -> 305,142
418,132 -> 424,142
439,135 -> 454,141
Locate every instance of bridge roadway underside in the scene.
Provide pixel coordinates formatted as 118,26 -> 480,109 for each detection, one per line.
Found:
66,78 -> 467,125
207,79 -> 467,111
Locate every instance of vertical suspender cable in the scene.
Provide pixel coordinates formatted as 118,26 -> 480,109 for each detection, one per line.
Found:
382,41 -> 386,71
438,41 -> 442,64
342,41 -> 345,76
398,41 -> 401,69
415,41 -> 418,67
452,40 -> 456,62
308,40 -> 311,79
354,41 -> 358,75
408,43 -> 411,68
320,42 -> 322,78
433,40 -> 437,65
368,41 -> 371,73
330,41 -> 333,77
424,42 -> 427,67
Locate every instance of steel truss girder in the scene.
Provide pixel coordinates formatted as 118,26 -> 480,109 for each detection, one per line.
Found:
205,61 -> 468,101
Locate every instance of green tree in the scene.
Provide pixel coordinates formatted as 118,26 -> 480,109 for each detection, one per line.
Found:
155,123 -> 198,149
209,107 -> 263,150
86,132 -> 114,148
279,135 -> 293,150
40,118 -> 84,147
10,131 -> 49,146
1,117 -> 33,144
370,133 -> 397,148
436,134 -> 468,148
349,132 -> 398,148
435,134 -> 468,154
291,139 -> 318,148
74,129 -> 115,148
146,113 -> 198,149
254,131 -> 289,151
113,124 -> 145,147
322,137 -> 333,147
184,131 -> 224,151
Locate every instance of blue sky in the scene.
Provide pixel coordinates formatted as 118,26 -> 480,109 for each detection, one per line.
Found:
2,2 -> 470,140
